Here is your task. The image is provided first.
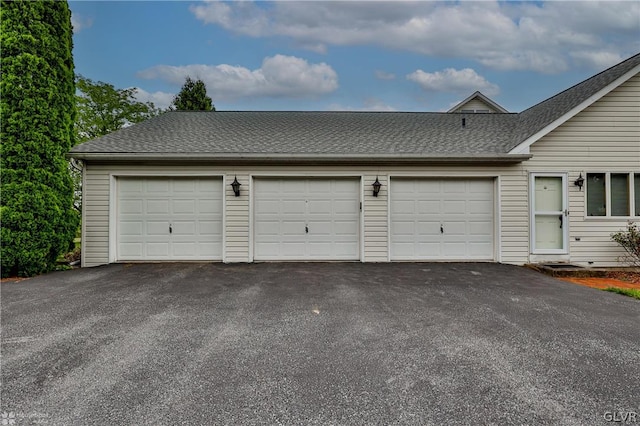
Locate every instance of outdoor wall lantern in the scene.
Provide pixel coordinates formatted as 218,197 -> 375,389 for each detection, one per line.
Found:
372,177 -> 382,197
231,176 -> 241,197
574,173 -> 585,191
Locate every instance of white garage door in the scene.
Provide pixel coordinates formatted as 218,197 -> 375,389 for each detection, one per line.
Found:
254,178 -> 360,260
117,177 -> 223,261
390,178 -> 494,260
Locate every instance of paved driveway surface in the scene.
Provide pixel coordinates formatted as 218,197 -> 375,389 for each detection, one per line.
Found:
1,263 -> 639,425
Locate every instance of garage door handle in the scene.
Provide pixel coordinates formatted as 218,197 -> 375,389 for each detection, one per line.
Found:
305,225 -> 309,234
440,225 -> 444,234
169,224 -> 172,234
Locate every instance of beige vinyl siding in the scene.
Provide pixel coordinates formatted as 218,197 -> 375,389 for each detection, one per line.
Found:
363,174 -> 388,262
225,174 -> 249,262
452,98 -> 497,113
525,73 -> 640,266
82,165 -> 111,267
82,164 -> 530,266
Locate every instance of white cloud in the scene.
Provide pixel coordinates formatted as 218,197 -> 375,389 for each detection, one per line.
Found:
138,55 -> 338,100
133,88 -> 175,110
71,12 -> 93,34
189,1 -> 639,73
327,98 -> 397,112
569,51 -> 625,70
375,70 -> 396,80
407,68 -> 500,96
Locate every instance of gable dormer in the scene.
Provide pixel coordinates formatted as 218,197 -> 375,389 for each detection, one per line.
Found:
448,91 -> 508,113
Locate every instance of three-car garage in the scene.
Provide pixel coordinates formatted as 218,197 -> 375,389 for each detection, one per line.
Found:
113,175 -> 496,263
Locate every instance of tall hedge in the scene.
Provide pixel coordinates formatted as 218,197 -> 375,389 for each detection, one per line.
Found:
1,1 -> 78,277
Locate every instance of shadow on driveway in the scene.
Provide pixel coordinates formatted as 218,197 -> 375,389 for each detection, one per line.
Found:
2,263 -> 638,425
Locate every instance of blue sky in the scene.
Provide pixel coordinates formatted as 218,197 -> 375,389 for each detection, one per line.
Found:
69,1 -> 639,113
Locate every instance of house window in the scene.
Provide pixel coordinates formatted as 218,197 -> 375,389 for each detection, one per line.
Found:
586,173 -> 605,216
586,172 -> 640,217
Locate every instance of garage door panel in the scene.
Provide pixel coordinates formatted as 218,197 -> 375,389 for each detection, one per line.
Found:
282,221 -> 305,235
391,178 -> 494,260
198,200 -> 220,215
146,221 -> 169,235
417,242 -> 440,256
119,243 -> 143,258
307,201 -> 332,215
443,221 -> 465,235
443,242 -> 466,256
391,200 -> 415,214
469,243 -> 493,257
120,179 -> 143,193
254,178 -> 359,260
334,220 -> 358,235
469,221 -> 492,235
145,181 -> 168,192
310,220 -> 332,235
417,200 -> 439,214
147,243 -> 170,257
443,200 -> 466,214
283,200 -> 307,213
417,221 -> 439,235
394,221 -> 414,235
146,200 -> 170,215
172,221 -> 195,235
172,200 -> 196,214
120,221 -> 143,236
469,200 -> 492,214
120,200 -> 143,214
199,220 -> 222,236
172,242 -> 195,256
117,177 -> 222,261
173,180 -> 195,193
443,180 -> 466,193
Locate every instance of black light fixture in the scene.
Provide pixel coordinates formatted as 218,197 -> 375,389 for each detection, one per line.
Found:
574,173 -> 585,191
231,176 -> 241,197
372,176 -> 382,197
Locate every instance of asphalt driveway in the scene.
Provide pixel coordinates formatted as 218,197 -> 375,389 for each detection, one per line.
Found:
1,263 -> 639,425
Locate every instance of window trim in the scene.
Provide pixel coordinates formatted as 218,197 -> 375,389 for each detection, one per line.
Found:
584,171 -> 640,219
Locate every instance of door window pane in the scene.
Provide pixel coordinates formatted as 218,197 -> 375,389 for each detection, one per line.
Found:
611,174 -> 629,216
535,215 -> 563,249
534,177 -> 562,211
587,173 -> 606,216
635,174 -> 640,216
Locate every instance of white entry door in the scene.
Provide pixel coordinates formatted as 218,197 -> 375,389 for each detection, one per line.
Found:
390,178 -> 495,260
253,178 -> 360,260
117,177 -> 223,261
531,174 -> 567,253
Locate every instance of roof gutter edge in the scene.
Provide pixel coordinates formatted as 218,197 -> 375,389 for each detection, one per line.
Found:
67,153 -> 532,164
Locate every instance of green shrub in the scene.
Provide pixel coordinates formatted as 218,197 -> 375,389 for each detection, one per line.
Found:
611,222 -> 640,267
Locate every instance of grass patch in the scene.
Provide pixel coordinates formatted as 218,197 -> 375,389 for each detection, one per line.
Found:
603,287 -> 640,300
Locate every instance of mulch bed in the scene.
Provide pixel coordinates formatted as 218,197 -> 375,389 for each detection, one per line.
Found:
560,271 -> 640,290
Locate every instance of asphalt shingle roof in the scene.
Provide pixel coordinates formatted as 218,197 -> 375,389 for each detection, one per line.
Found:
70,53 -> 640,160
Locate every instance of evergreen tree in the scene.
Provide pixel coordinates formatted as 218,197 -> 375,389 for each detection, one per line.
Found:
1,1 -> 79,277
172,77 -> 215,111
